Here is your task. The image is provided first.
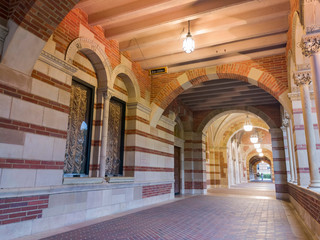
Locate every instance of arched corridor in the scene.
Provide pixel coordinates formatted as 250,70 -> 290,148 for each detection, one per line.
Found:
1,0 -> 320,239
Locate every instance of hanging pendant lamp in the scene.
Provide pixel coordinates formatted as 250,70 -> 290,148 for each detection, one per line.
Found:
250,129 -> 259,144
243,115 -> 253,131
183,20 -> 195,53
259,153 -> 264,157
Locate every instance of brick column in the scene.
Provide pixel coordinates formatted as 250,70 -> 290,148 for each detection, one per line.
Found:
184,132 -> 207,194
99,89 -> 113,178
269,128 -> 288,200
294,71 -> 320,188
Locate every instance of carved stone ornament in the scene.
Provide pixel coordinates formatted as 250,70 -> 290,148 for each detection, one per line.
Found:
300,33 -> 320,57
282,117 -> 289,128
293,71 -> 312,86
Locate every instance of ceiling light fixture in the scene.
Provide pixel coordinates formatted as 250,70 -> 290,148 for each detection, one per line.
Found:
250,129 -> 259,144
254,143 -> 261,149
243,115 -> 253,132
183,20 -> 195,53
259,153 -> 264,157
256,148 -> 262,153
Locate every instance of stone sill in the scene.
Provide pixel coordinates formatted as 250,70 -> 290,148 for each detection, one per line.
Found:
106,177 -> 134,183
0,180 -> 174,198
63,177 -> 105,185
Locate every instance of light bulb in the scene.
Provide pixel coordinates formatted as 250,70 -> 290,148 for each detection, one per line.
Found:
254,143 -> 261,148
250,135 -> 258,143
183,34 -> 195,53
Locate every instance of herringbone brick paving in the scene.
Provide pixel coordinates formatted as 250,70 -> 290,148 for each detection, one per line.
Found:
41,190 -> 308,240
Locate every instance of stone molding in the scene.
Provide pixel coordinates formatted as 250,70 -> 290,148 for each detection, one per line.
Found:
39,50 -> 77,75
0,180 -> 174,198
160,115 -> 176,127
293,70 -> 312,86
127,102 -> 151,114
300,32 -> 320,57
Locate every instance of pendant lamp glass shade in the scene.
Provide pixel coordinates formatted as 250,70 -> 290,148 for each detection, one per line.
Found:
243,115 -> 253,132
256,148 -> 262,153
254,143 -> 261,149
259,153 -> 264,157
183,21 -> 195,53
250,133 -> 258,143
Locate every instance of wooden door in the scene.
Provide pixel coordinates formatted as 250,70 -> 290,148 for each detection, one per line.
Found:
174,146 -> 181,195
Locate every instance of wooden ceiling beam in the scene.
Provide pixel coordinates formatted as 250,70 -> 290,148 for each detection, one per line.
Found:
181,90 -> 272,103
168,47 -> 285,73
99,0 -> 254,38
137,33 -> 287,69
119,2 -> 289,50
189,100 -> 278,111
129,16 -> 288,63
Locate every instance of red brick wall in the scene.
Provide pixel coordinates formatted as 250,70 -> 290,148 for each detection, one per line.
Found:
9,0 -> 78,41
0,0 -> 9,21
0,195 -> 49,225
53,8 -> 150,100
288,184 -> 320,224
142,184 -> 172,198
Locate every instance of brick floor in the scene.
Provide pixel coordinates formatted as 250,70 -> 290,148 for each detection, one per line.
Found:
40,184 -> 309,240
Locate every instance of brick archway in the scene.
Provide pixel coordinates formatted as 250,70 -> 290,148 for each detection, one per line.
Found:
150,63 -> 289,127
2,1 -> 79,75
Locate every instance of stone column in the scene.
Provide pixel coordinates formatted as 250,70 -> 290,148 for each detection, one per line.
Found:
294,71 -> 320,188
288,119 -> 298,183
281,125 -> 291,182
281,115 -> 295,183
269,128 -> 288,200
99,90 -> 112,178
301,33 -> 320,139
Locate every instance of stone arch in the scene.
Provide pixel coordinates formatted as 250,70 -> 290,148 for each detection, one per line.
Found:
65,37 -> 112,90
215,120 -> 269,147
248,155 -> 273,181
174,116 -> 184,139
292,11 -> 305,66
150,64 -> 289,127
111,64 -> 141,102
197,107 -> 278,134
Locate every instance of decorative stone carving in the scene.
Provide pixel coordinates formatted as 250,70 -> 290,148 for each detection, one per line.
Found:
293,71 -> 312,86
300,33 -> 320,57
39,50 -> 77,75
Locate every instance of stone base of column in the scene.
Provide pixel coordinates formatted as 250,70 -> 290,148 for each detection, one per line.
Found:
276,192 -> 289,200
308,180 -> 320,188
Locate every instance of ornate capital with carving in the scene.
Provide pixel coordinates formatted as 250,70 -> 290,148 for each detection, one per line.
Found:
293,71 -> 312,86
300,33 -> 320,57
102,89 -> 113,101
282,117 -> 289,128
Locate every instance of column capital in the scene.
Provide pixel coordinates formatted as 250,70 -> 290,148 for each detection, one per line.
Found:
99,88 -> 114,100
293,70 -> 312,86
300,33 -> 320,57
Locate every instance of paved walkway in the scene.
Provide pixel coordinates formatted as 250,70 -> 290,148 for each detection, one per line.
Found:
18,183 -> 311,240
